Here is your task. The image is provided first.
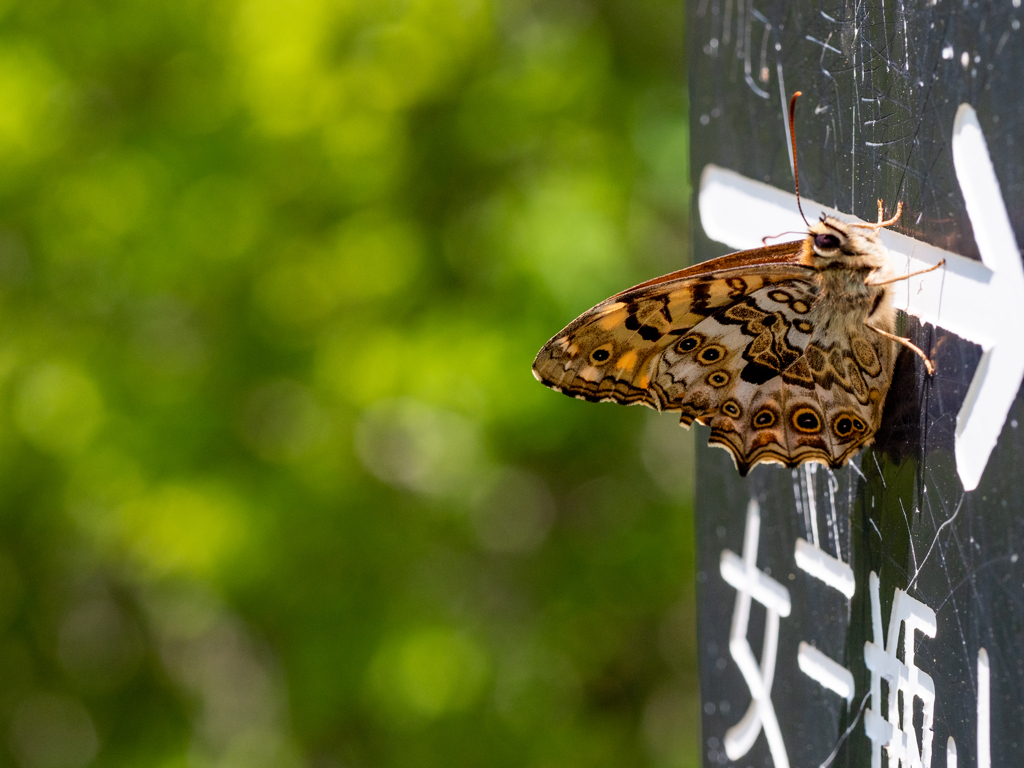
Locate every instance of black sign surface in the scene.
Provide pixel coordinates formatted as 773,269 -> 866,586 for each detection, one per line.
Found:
689,1 -> 1024,766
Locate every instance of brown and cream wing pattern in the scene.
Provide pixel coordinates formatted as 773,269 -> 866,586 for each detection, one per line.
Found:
531,243 -> 816,411
532,242 -> 898,475
672,308 -> 895,475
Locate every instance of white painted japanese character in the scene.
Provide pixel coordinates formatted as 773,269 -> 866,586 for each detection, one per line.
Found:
719,498 -> 792,768
864,571 -> 937,768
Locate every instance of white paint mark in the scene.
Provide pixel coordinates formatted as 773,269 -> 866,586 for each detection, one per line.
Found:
699,101 -> 1024,493
778,67 -> 794,181
791,469 -> 813,545
942,45 -> 954,59
908,496 -> 965,590
742,3 -> 769,99
805,467 -> 821,544
719,499 -> 791,768
802,464 -> 820,545
946,736 -> 957,768
806,34 -> 841,55
824,469 -> 841,556
794,538 -> 856,597
797,641 -> 854,700
978,647 -> 990,768
997,30 -> 1011,56
863,572 -> 937,768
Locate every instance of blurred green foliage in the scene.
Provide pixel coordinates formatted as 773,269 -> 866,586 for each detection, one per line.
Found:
0,0 -> 695,766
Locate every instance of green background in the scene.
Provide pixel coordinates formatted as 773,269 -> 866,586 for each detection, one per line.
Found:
0,0 -> 697,766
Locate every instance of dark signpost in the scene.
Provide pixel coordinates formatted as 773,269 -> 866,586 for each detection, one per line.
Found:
689,1 -> 1024,766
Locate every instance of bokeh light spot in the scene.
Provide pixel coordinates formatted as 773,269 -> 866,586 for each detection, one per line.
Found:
45,154 -> 159,258
13,362 -> 104,456
0,46 -> 65,164
354,399 -> 486,499
334,209 -> 424,301
232,0 -> 349,136
511,172 -> 628,310
368,626 -> 489,720
117,485 -> 245,579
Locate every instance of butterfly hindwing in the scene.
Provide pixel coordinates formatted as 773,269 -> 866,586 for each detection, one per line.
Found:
654,280 -> 896,474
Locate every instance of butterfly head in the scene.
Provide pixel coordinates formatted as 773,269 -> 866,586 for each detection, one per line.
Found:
804,215 -> 890,272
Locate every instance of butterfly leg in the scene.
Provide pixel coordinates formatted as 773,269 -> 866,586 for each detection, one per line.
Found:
851,200 -> 903,231
866,324 -> 936,375
876,199 -> 903,228
866,258 -> 946,287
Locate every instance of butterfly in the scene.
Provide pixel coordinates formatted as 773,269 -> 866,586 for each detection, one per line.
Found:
532,93 -> 941,476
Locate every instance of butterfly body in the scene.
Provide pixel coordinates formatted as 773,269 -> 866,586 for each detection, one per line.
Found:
532,215 -> 902,475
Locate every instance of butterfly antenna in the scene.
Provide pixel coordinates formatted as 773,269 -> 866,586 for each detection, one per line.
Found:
788,91 -> 810,228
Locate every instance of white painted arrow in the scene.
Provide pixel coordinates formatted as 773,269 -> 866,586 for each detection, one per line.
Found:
697,104 -> 1024,491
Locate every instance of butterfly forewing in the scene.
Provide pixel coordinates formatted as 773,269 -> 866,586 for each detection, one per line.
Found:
532,243 -> 813,411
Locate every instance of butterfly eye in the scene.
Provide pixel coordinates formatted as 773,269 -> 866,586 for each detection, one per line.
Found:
814,233 -> 841,251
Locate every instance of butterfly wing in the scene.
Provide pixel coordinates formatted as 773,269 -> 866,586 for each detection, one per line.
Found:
532,241 -> 814,410
533,241 -> 897,474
